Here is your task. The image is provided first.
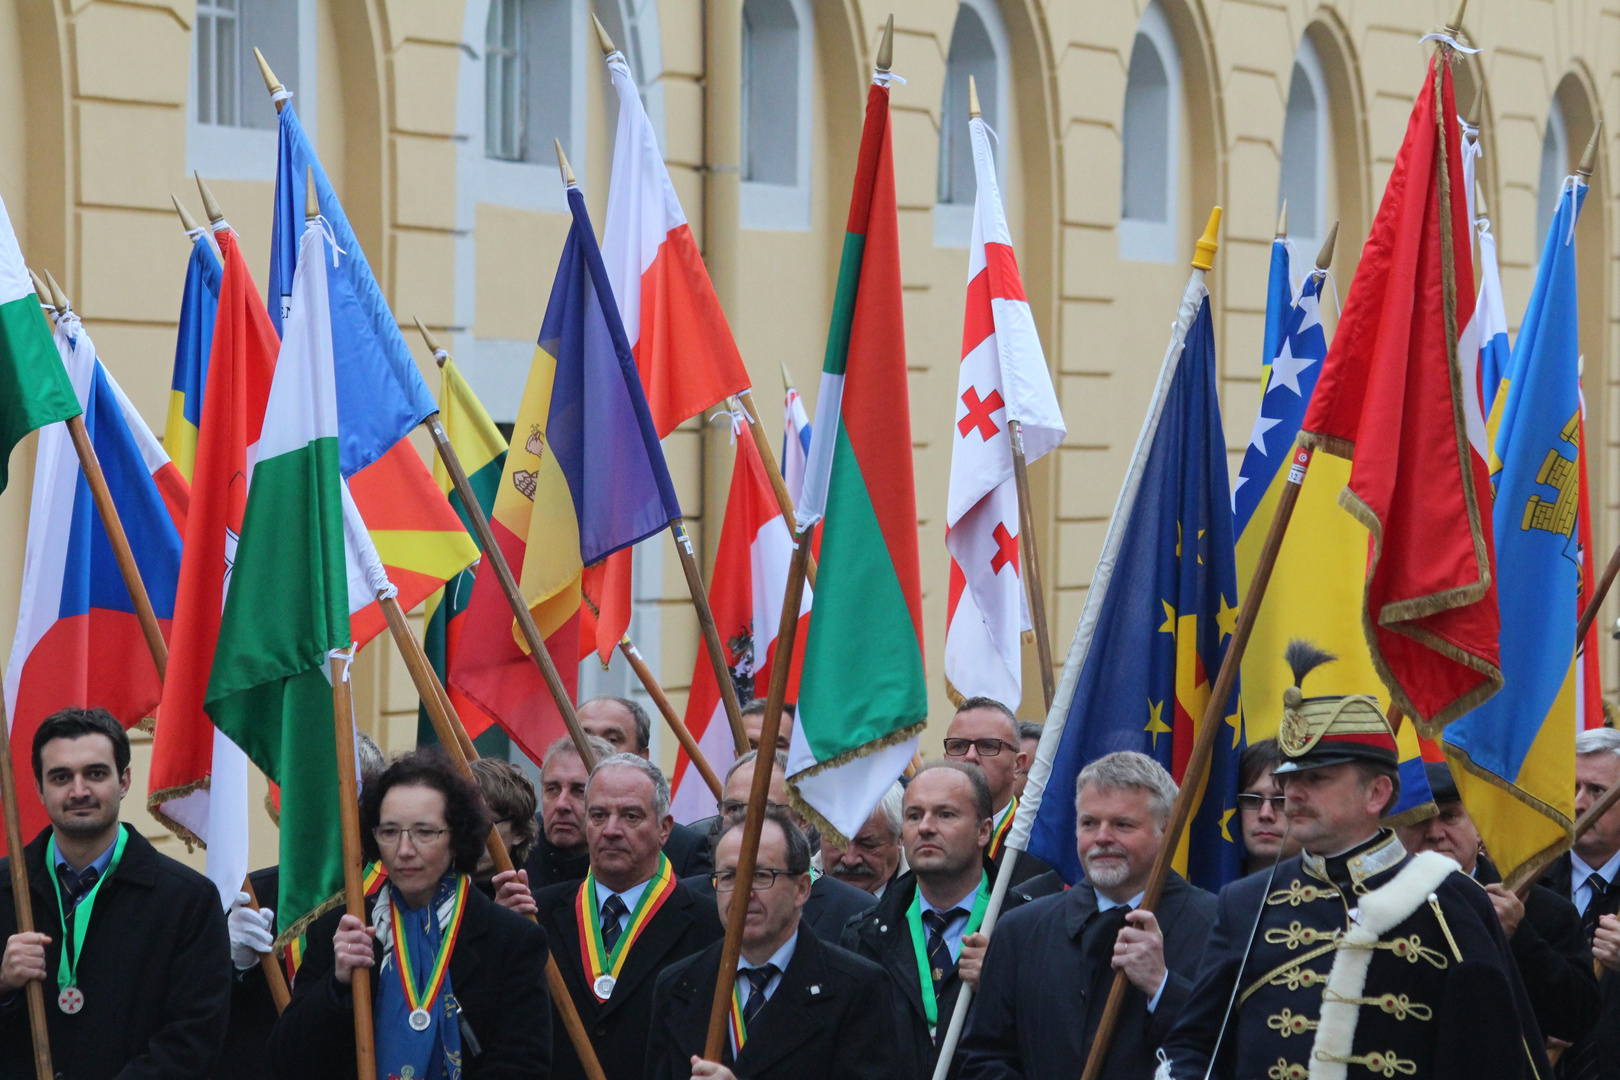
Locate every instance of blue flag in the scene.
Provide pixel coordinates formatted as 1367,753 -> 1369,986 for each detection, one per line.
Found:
270,104 -> 437,477
1015,272 -> 1243,890
163,233 -> 221,483
1443,179 -> 1586,882
541,183 -> 682,564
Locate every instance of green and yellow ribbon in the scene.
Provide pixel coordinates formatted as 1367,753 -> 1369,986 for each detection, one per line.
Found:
575,853 -> 677,1000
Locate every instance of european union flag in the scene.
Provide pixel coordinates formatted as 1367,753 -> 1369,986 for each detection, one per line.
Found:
1021,274 -> 1243,890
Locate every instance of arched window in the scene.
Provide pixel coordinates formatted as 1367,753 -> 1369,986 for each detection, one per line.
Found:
1118,3 -> 1180,263
1278,37 -> 1329,252
935,0 -> 1007,247
594,0 -> 667,154
485,0 -> 575,164
739,0 -> 812,230
189,0 -> 309,180
1536,97 -> 1568,244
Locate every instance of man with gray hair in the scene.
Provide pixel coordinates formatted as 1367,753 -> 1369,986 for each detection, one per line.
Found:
532,752 -> 724,1080
957,751 -> 1217,1079
822,781 -> 905,897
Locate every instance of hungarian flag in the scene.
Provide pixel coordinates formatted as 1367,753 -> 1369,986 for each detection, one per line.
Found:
150,223 -> 278,899
206,212 -> 351,942
1298,54 -> 1501,733
4,308 -> 185,855
944,103 -> 1064,709
672,430 -> 811,823
164,228 -> 220,485
0,192 -> 78,494
586,44 -> 752,662
787,75 -> 925,846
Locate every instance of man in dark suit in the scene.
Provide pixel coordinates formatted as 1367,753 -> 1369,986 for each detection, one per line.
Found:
534,752 -> 723,1080
0,708 -> 231,1080
842,761 -> 998,1079
646,807 -> 898,1080
957,751 -> 1216,1080
944,698 -> 1048,885
1397,760 -> 1599,1049
681,751 -> 875,941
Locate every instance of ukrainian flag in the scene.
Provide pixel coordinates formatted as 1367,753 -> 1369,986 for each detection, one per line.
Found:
1442,179 -> 1585,882
164,231 -> 220,482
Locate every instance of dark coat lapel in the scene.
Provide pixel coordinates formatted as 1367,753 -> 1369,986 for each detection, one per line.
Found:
735,931 -> 836,1076
547,879 -> 701,1022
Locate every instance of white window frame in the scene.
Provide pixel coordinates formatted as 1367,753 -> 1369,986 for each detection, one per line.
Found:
1278,35 -> 1330,259
186,0 -> 317,182
1536,96 -> 1568,246
1117,1 -> 1180,264
739,0 -> 814,232
933,0 -> 1010,249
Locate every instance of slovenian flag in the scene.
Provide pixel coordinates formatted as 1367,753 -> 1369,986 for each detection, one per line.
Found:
164,226 -> 220,484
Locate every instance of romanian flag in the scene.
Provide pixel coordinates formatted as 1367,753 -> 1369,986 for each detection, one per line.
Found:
164,229 -> 220,484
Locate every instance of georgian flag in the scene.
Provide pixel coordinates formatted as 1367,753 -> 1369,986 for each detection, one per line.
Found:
943,109 -> 1064,708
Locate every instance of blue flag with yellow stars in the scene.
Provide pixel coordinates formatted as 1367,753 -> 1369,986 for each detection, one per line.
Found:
1018,269 -> 1244,890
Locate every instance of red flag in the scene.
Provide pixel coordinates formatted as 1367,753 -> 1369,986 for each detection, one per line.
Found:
149,229 -> 278,835
1299,54 -> 1501,733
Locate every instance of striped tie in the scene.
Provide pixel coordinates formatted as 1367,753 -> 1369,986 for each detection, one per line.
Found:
921,908 -> 965,990
600,894 -> 628,954
742,964 -> 778,1026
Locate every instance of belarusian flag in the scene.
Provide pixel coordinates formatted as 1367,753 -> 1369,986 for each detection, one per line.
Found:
0,190 -> 79,494
787,73 -> 924,846
205,212 -> 350,942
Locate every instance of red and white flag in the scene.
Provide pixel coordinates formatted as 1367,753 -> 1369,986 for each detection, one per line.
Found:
671,428 -> 810,823
944,109 -> 1064,709
591,47 -> 752,664
1299,54 -> 1501,732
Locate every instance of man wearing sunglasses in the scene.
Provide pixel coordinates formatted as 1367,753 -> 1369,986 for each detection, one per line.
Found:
944,698 -> 1050,885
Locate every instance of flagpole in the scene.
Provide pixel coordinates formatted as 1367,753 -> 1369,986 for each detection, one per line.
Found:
671,516 -> 750,754
732,391 -> 817,588
374,591 -> 612,1080
241,876 -> 291,1013
703,528 -> 813,1061
328,651 -> 376,1080
32,273 -> 168,683
1076,210 -> 1317,1080
1009,422 -> 1055,712
0,681 -> 55,1080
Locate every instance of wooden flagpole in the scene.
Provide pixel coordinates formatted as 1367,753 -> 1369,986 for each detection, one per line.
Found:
374,592 -> 610,1080
0,680 -> 54,1080
241,877 -> 291,1013
34,273 -> 168,683
732,391 -> 817,588
671,516 -> 750,754
703,528 -> 814,1060
328,651 -> 376,1080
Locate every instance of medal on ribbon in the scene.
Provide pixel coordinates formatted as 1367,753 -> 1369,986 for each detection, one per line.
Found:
389,874 -> 470,1033
906,873 -> 991,1036
576,853 -> 677,1001
44,824 -> 129,1015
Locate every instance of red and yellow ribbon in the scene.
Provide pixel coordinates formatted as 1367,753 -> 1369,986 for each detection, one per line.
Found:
575,853 -> 677,1000
987,797 -> 1017,860
728,978 -> 749,1053
390,875 -> 470,1019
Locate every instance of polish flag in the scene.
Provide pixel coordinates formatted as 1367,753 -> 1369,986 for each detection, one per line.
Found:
591,46 -> 752,663
943,103 -> 1064,709
672,430 -> 810,823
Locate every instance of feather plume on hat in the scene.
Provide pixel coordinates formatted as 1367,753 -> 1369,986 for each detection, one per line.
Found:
1283,640 -> 1336,709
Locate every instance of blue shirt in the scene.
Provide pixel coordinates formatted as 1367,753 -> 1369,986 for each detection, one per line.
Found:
55,834 -> 118,907
1572,848 -> 1620,914
919,883 -> 981,962
595,877 -> 651,934
737,929 -> 799,1009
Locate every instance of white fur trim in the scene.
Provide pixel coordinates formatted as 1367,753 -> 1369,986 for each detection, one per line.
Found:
1306,852 -> 1458,1080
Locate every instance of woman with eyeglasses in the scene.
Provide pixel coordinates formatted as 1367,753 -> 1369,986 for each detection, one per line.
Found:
270,749 -> 553,1079
1235,738 -> 1300,875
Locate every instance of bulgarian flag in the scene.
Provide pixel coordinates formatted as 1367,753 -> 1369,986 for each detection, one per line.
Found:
0,191 -> 79,494
205,211 -> 351,942
787,73 -> 924,846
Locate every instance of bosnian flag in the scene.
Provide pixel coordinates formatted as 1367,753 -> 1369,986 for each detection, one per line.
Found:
672,429 -> 811,822
587,45 -> 752,663
782,386 -> 813,504
5,309 -> 185,849
943,101 -> 1064,708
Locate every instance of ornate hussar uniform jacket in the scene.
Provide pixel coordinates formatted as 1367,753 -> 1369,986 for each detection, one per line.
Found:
1157,831 -> 1550,1080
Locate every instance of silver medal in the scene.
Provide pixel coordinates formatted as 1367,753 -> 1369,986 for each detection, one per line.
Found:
594,974 -> 616,999
57,987 -> 84,1014
408,1007 -> 432,1031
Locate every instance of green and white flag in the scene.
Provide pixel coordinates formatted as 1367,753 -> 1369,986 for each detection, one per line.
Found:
204,215 -> 351,942
0,192 -> 78,494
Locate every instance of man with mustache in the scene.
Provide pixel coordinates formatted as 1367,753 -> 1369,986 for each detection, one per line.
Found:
821,782 -> 904,897
956,751 -> 1216,1079
0,707 -> 230,1078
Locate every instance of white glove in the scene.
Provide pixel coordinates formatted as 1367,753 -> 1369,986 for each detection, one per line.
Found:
228,891 -> 276,972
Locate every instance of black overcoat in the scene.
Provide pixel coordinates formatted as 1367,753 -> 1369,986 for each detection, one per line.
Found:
1475,854 -> 1599,1046
1542,852 -> 1620,1079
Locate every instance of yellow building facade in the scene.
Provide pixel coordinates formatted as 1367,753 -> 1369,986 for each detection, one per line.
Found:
0,0 -> 1614,870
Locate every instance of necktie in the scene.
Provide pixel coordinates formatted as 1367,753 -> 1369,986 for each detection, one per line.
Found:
1582,873 -> 1611,940
921,908 -> 965,989
600,894 -> 628,954
58,865 -> 99,909
742,963 -> 778,1026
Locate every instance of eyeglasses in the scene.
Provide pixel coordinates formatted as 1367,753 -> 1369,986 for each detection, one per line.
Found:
373,826 -> 451,847
719,799 -> 790,818
1236,794 -> 1287,813
943,737 -> 1014,758
712,868 -> 797,892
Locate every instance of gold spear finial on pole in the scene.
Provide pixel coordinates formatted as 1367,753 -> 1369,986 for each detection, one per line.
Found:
1466,87 -> 1483,128
591,12 -> 616,55
1191,206 -> 1222,271
876,14 -> 894,74
172,194 -> 201,235
254,47 -> 283,98
1276,200 -> 1288,239
1316,220 -> 1340,272
555,138 -> 576,188
28,269 -> 52,311
1578,121 -> 1603,180
968,75 -> 981,120
305,165 -> 319,221
780,359 -> 797,393
1475,181 -> 1489,219
194,172 -> 225,227
1445,0 -> 1468,37
414,317 -> 449,368
42,269 -> 70,315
